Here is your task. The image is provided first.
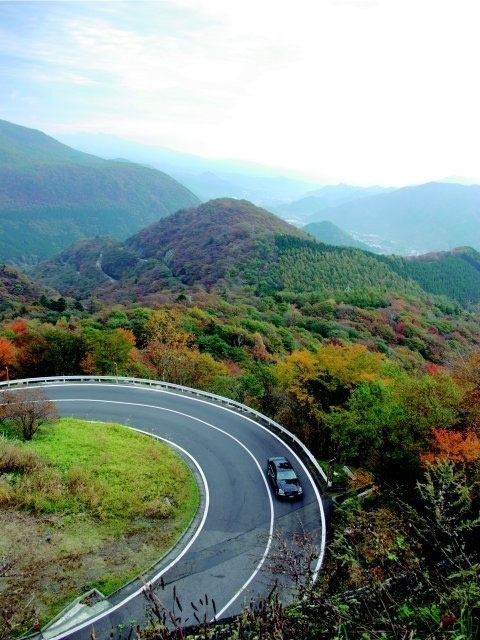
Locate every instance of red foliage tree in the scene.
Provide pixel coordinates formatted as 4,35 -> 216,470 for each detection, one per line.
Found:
8,319 -> 28,337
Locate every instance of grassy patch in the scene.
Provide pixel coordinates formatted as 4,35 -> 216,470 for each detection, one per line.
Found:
0,419 -> 199,634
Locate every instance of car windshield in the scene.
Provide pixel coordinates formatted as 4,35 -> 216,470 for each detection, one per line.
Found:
277,469 -> 297,481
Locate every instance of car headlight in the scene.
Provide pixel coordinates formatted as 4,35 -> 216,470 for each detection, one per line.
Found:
298,486 -> 303,493
278,488 -> 285,495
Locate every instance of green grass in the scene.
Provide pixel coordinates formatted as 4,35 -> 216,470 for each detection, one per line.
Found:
0,418 -> 199,633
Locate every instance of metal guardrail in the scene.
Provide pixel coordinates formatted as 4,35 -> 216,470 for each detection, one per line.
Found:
0,375 -> 330,487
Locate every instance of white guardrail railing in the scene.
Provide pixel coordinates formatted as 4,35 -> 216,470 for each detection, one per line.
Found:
0,375 -> 330,487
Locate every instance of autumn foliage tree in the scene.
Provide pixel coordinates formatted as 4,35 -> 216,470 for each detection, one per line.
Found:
422,429 -> 480,465
0,338 -> 15,379
145,310 -> 193,348
82,328 -> 136,375
7,319 -> 28,337
273,343 -> 387,449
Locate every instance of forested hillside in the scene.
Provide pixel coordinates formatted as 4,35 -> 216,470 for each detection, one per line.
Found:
125,198 -> 309,288
0,265 -> 50,308
33,237 -> 140,299
36,198 -> 435,303
276,236 -> 421,294
0,119 -> 200,264
3,206 -> 480,638
26,197 -> 480,373
381,247 -> 480,306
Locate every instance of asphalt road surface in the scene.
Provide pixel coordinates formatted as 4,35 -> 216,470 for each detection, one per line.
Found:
7,383 -> 327,639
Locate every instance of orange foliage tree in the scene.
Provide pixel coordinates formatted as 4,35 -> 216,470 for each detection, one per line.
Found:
0,337 -> 15,379
422,428 -> 480,465
8,319 -> 28,337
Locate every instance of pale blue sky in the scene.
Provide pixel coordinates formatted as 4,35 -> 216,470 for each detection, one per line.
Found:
1,0 -> 479,185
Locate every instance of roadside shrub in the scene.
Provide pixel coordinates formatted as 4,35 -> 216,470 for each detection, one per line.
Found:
0,437 -> 45,473
144,498 -> 174,519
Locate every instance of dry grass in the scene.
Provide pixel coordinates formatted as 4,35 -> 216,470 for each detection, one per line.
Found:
0,419 -> 199,635
0,437 -> 45,474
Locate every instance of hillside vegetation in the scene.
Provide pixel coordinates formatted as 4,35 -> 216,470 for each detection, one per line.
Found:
0,119 -> 200,264
276,236 -> 422,294
35,199 -> 428,302
32,237 -> 139,299
382,247 -> 480,306
2,197 -> 480,637
0,265 -> 50,308
126,198 -> 309,288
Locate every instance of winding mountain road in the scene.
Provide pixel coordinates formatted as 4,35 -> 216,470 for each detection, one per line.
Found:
3,382 -> 327,639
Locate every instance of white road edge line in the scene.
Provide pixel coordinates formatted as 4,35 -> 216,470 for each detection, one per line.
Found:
41,412 -> 210,640
48,383 -> 326,579
46,397 -> 274,635
11,383 -> 325,623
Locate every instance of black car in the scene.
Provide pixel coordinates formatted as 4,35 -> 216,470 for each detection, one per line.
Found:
267,456 -> 303,499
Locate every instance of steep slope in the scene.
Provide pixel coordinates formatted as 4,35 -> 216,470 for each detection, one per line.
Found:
303,221 -> 375,252
382,247 -> 480,306
0,264 -> 49,306
0,119 -> 200,264
307,182 -> 480,254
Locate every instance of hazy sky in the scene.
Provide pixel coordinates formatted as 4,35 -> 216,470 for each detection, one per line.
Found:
1,0 -> 479,185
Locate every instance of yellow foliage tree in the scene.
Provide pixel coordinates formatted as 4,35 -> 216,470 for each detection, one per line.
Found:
145,310 -> 193,349
274,344 -> 386,449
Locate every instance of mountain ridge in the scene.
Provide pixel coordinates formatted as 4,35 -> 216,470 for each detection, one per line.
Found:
307,181 -> 480,254
32,198 -> 480,309
33,198 -> 425,303
0,119 -> 200,264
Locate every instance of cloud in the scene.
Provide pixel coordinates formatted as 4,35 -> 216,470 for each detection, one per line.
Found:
0,0 -> 479,185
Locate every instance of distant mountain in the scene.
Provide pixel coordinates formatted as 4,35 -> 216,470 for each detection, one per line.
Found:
0,119 -> 200,265
272,184 -> 393,224
55,131 -> 323,206
306,182 -> 480,254
35,198 -> 425,303
381,247 -> 480,306
303,221 -> 376,252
